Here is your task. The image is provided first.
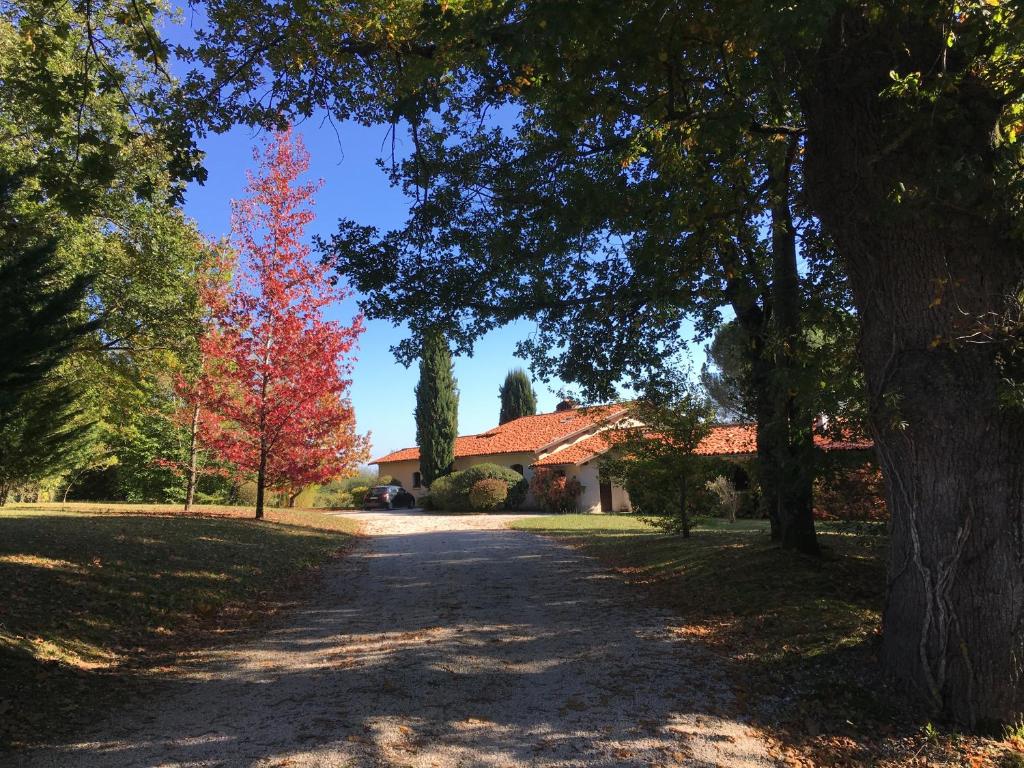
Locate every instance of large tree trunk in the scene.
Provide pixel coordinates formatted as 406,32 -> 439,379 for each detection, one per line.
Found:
751,365 -> 782,539
802,11 -> 1024,726
768,143 -> 818,556
720,246 -> 783,540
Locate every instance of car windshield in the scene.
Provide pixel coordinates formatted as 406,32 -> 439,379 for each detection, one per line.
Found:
370,486 -> 391,493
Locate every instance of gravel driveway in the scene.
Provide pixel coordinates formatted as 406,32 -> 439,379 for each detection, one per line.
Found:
16,510 -> 777,767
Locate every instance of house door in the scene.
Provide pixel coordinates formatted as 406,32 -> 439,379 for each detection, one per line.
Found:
599,480 -> 613,513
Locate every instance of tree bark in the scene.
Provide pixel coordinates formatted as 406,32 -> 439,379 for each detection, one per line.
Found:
255,442 -> 267,520
184,402 -> 200,513
62,472 -> 79,504
751,358 -> 782,540
678,473 -> 690,539
768,140 -> 818,556
720,246 -> 783,539
802,10 -> 1024,726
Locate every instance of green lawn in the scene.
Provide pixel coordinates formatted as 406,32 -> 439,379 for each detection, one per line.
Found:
512,514 -> 883,664
0,506 -> 361,747
513,515 -> 1020,765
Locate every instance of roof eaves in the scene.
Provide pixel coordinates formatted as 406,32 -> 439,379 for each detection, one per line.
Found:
535,407 -> 628,454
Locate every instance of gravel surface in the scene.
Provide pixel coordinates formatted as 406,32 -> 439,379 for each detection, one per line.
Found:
16,510 -> 777,767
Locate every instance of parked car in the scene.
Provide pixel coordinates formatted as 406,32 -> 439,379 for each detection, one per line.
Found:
363,484 -> 416,510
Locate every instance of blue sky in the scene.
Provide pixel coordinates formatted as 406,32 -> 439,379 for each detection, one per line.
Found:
183,123 -> 581,460
162,7 -> 584,461
164,12 -> 705,462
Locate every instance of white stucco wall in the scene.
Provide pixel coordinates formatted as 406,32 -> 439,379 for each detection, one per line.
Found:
559,462 -> 632,514
374,421 -> 636,513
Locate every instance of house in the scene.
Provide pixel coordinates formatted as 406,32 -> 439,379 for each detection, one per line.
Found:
370,403 -> 873,514
370,403 -> 632,512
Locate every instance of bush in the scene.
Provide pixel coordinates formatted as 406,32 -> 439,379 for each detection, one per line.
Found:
813,461 -> 887,521
427,473 -> 459,510
529,468 -> 583,514
468,478 -> 508,510
506,477 -> 528,510
313,473 -> 379,509
418,493 -> 436,511
706,475 -> 741,522
428,463 -> 526,511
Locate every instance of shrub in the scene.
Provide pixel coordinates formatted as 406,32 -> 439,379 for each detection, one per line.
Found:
469,478 -> 508,510
428,463 -> 526,511
418,493 -> 436,511
313,473 -> 379,509
813,459 -> 887,521
705,475 -> 741,522
529,468 -> 583,514
505,477 -> 528,510
428,473 -> 459,510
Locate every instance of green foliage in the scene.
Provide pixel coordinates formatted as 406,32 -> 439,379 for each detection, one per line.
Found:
414,332 -> 458,486
0,179 -> 100,502
498,369 -> 537,424
0,0 -> 213,505
0,0 -> 202,213
468,478 -> 508,511
0,384 -> 97,505
700,320 -> 751,423
426,473 -> 458,510
428,463 -> 524,511
314,473 -> 379,509
602,382 -> 715,536
506,476 -> 528,510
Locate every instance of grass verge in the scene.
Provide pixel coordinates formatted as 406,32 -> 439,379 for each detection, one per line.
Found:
512,514 -> 1016,768
0,505 -> 361,748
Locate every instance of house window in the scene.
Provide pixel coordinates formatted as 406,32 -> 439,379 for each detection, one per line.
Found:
413,472 -> 422,488
510,464 -> 524,476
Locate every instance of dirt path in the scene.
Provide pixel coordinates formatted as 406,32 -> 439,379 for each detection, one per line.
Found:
16,511 -> 777,767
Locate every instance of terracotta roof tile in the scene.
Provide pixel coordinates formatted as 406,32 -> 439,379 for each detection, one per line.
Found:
531,424 -> 873,466
532,431 -> 621,467
694,425 -> 873,456
370,405 -> 627,465
693,425 -> 759,456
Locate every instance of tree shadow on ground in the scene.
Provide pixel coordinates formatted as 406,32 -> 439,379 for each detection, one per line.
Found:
0,512 -> 355,750
7,525 -> 774,767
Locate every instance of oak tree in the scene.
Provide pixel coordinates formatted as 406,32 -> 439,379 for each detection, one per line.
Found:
182,0 -> 1024,725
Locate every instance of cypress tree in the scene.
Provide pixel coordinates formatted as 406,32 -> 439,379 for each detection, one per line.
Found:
414,331 -> 458,487
498,369 -> 537,424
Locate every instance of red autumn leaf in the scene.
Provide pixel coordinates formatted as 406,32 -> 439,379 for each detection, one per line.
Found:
190,128 -> 368,515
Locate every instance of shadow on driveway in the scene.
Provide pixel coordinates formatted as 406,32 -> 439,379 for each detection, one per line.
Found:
14,518 -> 776,767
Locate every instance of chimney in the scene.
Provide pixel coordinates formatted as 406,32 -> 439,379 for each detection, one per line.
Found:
555,398 -> 577,412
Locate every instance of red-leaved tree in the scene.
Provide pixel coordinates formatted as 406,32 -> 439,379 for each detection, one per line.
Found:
195,129 -> 367,518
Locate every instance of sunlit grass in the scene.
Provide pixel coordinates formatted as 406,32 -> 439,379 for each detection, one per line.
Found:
0,507 -> 361,747
511,513 -> 885,664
